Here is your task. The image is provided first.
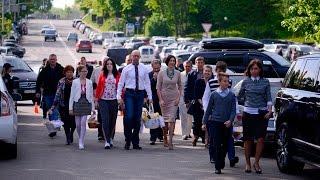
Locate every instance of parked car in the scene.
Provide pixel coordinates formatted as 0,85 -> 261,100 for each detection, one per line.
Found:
3,39 -> 18,44
106,42 -> 123,49
0,55 -> 37,103
171,50 -> 192,62
0,46 -> 24,58
263,43 -> 288,55
139,46 -> 155,64
2,42 -> 25,56
188,38 -> 291,78
233,78 -> 283,147
44,29 -> 57,42
75,22 -> 83,29
67,32 -> 78,42
0,75 -> 20,159
101,31 -> 127,44
274,54 -> 320,173
76,40 -> 92,53
159,47 -> 177,61
72,19 -> 82,28
106,47 -> 128,66
91,34 -> 103,45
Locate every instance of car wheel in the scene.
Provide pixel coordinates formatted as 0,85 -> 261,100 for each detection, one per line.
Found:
89,50 -> 92,53
276,122 -> 304,174
44,38 -> 47,42
54,38 -> 56,41
76,49 -> 79,53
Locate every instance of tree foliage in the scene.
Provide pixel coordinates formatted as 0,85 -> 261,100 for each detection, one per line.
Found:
282,0 -> 320,42
145,13 -> 172,36
75,0 -> 298,38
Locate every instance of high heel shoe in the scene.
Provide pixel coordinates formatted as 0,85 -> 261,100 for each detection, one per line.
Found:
168,143 -> 173,150
253,163 -> 262,174
245,165 -> 252,173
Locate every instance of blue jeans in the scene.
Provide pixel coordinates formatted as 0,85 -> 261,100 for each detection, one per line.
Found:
123,89 -> 145,146
43,95 -> 59,121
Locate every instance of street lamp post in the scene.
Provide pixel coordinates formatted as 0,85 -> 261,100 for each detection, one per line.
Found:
224,16 -> 228,37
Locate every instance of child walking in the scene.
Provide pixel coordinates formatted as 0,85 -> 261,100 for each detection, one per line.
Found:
202,73 -> 236,174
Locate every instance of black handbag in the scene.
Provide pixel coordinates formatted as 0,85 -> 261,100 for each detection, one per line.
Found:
187,100 -> 196,115
73,94 -> 92,116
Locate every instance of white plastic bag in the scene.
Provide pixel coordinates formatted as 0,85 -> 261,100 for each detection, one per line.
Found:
51,119 -> 64,129
44,120 -> 56,133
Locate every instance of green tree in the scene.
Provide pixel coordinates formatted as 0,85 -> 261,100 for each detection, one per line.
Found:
145,13 -> 172,36
282,0 -> 320,42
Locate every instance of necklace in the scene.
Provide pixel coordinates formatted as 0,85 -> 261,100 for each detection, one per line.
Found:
166,68 -> 175,80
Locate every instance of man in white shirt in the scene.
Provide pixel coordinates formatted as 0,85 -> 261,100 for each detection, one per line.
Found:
91,56 -> 109,141
117,50 -> 153,150
179,61 -> 193,140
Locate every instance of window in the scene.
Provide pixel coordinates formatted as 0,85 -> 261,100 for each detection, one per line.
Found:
142,49 -> 149,55
300,59 -> 320,92
284,59 -> 306,89
219,54 -> 244,66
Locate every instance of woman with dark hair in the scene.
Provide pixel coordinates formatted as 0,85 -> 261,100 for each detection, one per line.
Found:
157,55 -> 182,150
95,58 -> 120,149
192,65 -> 213,146
49,65 -> 76,145
238,59 -> 272,174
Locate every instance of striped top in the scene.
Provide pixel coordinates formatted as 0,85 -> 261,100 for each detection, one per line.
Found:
237,77 -> 272,114
202,77 -> 232,111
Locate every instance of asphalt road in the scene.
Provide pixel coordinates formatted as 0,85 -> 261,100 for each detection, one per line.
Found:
0,19 -> 319,180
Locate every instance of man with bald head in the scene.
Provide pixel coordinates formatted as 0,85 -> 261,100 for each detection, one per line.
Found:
117,50 -> 153,150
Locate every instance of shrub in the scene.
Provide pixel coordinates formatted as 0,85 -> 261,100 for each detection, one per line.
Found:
145,13 -> 173,37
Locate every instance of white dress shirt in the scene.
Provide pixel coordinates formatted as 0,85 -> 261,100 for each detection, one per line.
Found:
90,66 -> 102,84
117,63 -> 152,100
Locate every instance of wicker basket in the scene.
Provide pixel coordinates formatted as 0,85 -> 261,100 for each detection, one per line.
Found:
87,114 -> 99,129
88,120 -> 100,129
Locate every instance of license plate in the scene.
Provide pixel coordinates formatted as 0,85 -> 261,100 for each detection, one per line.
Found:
24,90 -> 36,93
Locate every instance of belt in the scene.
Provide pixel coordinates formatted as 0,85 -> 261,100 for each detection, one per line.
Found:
125,88 -> 145,92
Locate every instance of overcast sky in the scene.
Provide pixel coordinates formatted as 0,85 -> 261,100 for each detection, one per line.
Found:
52,0 -> 75,9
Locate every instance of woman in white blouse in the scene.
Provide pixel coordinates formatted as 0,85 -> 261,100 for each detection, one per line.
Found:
69,65 -> 95,150
95,59 -> 120,149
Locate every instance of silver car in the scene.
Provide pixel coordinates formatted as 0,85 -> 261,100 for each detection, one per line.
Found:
0,76 -> 19,159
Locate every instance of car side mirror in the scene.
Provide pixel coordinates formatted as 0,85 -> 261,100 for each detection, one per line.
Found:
263,60 -> 272,66
11,92 -> 22,101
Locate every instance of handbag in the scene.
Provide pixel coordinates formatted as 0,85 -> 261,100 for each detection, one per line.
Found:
187,100 -> 196,115
73,94 -> 92,116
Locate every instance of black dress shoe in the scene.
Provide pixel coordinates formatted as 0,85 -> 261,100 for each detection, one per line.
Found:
215,169 -> 222,174
150,141 -> 155,145
48,132 -> 56,137
124,144 -> 130,150
98,136 -> 104,141
230,156 -> 239,167
133,145 -> 142,150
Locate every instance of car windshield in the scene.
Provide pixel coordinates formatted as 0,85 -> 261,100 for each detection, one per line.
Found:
299,46 -> 313,53
46,30 -> 56,34
115,33 -> 124,37
69,33 -> 77,37
263,51 -> 291,67
81,41 -> 90,44
0,58 -> 32,72
142,49 -> 149,55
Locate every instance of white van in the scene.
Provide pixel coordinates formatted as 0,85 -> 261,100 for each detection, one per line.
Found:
138,46 -> 155,64
150,37 -> 176,46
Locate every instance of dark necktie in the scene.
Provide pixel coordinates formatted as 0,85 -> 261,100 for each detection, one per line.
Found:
135,64 -> 139,90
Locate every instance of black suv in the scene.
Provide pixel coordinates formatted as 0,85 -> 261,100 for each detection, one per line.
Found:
274,54 -> 320,173
188,38 -> 291,78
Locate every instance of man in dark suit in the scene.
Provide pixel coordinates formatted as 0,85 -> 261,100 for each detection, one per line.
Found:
76,57 -> 93,78
184,56 -> 205,107
148,59 -> 163,145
